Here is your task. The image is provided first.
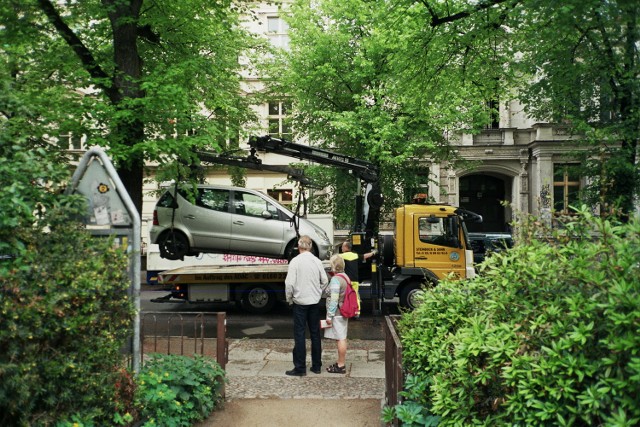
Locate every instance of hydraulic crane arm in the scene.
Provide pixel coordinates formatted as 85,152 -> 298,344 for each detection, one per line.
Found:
248,135 -> 379,183
248,135 -> 383,235
195,150 -> 321,189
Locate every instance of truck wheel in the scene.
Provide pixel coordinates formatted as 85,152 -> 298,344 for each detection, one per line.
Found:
399,282 -> 425,310
159,230 -> 189,260
240,285 -> 277,314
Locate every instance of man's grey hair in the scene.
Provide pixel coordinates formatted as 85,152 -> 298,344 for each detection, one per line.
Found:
342,241 -> 353,251
298,235 -> 313,250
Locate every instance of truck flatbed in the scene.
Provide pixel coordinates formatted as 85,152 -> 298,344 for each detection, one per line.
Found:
158,264 -> 290,285
154,261 -> 332,313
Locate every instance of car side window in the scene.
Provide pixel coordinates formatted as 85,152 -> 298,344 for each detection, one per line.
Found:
196,188 -> 229,212
157,191 -> 176,208
234,192 -> 278,218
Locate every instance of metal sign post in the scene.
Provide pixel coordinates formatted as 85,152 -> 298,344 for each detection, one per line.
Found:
66,148 -> 141,373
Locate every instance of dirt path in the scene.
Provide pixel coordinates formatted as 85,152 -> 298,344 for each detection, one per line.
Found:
196,398 -> 383,427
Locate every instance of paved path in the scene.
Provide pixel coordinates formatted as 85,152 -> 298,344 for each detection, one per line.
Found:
224,338 -> 386,400
196,338 -> 387,426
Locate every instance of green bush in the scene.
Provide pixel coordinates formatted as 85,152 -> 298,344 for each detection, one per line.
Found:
393,208 -> 640,426
0,142 -> 135,426
0,220 -> 134,426
136,353 -> 226,426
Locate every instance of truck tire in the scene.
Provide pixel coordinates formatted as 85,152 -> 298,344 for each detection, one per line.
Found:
399,271 -> 438,310
240,285 -> 277,314
158,230 -> 190,260
399,282 -> 424,310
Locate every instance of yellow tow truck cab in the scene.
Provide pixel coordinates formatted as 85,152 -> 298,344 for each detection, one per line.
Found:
394,204 -> 475,279
373,203 -> 479,308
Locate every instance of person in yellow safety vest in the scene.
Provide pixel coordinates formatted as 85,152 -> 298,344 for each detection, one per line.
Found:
339,241 -> 376,318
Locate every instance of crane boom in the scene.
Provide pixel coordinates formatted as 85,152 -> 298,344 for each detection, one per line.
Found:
248,135 -> 382,235
195,150 -> 320,188
248,135 -> 379,183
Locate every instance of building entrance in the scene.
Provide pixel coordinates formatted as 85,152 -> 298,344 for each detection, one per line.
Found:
459,174 -> 508,232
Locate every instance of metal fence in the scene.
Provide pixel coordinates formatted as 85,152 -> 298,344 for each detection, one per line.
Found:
141,312 -> 228,396
384,315 -> 404,426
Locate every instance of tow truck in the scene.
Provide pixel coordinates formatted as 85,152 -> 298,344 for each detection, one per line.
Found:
153,135 -> 482,312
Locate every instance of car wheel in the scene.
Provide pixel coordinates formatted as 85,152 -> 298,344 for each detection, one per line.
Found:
399,275 -> 437,310
285,240 -> 298,261
158,230 -> 189,260
285,240 -> 319,261
240,285 -> 277,314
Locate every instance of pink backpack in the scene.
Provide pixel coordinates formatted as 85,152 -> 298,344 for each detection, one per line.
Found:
335,273 -> 358,318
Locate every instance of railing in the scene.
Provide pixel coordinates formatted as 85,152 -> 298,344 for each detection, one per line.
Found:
141,312 -> 228,397
384,315 -> 404,427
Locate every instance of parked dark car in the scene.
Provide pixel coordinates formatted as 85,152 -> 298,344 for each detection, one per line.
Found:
468,232 -> 514,264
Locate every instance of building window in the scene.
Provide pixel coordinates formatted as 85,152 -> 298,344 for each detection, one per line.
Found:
268,189 -> 293,209
268,101 -> 292,139
553,164 -> 581,214
485,99 -> 500,129
62,133 -> 84,151
267,16 -> 289,50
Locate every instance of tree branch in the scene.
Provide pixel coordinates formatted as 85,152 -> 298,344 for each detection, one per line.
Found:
36,0 -> 115,96
424,0 -> 517,27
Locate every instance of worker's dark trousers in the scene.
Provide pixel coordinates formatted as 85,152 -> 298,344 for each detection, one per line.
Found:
292,303 -> 322,372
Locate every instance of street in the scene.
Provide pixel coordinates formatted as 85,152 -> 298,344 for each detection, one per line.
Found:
141,287 -> 401,340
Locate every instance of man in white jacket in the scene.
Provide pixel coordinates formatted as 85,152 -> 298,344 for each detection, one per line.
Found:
285,235 -> 328,376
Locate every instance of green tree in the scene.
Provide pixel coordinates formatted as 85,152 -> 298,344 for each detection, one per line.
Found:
1,0 -> 259,214
273,0 -> 639,219
264,0 -> 472,225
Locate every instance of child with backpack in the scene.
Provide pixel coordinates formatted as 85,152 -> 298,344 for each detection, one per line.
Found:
323,254 -> 358,374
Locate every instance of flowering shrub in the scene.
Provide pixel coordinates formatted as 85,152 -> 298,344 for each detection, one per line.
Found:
388,208 -> 640,426
136,354 -> 226,426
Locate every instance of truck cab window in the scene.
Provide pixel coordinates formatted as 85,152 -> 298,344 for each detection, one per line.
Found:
418,217 -> 459,248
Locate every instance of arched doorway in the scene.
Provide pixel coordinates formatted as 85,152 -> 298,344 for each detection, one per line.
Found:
459,174 -> 510,232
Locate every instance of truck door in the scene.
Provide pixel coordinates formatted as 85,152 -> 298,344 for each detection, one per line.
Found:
230,190 -> 285,257
413,215 -> 467,279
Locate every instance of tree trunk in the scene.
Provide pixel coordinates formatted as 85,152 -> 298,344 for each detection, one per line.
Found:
105,0 -> 146,215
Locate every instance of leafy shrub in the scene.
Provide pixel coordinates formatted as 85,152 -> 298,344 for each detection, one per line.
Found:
394,208 -> 640,426
0,142 -> 135,425
0,217 -> 135,426
136,353 -> 226,426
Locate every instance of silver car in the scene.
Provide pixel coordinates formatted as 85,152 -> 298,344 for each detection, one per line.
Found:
150,184 -> 332,261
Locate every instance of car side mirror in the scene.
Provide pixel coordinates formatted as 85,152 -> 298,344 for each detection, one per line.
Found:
261,210 -> 273,219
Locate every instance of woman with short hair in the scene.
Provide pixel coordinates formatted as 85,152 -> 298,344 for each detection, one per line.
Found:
324,254 -> 350,374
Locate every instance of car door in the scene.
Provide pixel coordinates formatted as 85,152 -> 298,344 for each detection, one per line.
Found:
229,190 -> 286,256
180,188 -> 231,252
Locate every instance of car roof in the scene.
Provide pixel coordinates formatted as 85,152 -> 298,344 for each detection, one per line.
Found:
166,183 -> 266,192
468,232 -> 512,239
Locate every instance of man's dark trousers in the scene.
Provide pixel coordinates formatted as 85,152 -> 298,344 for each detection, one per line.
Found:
292,303 -> 322,373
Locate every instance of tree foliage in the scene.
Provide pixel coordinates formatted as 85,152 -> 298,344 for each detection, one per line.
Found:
270,0 -> 639,219
1,0 -> 260,213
